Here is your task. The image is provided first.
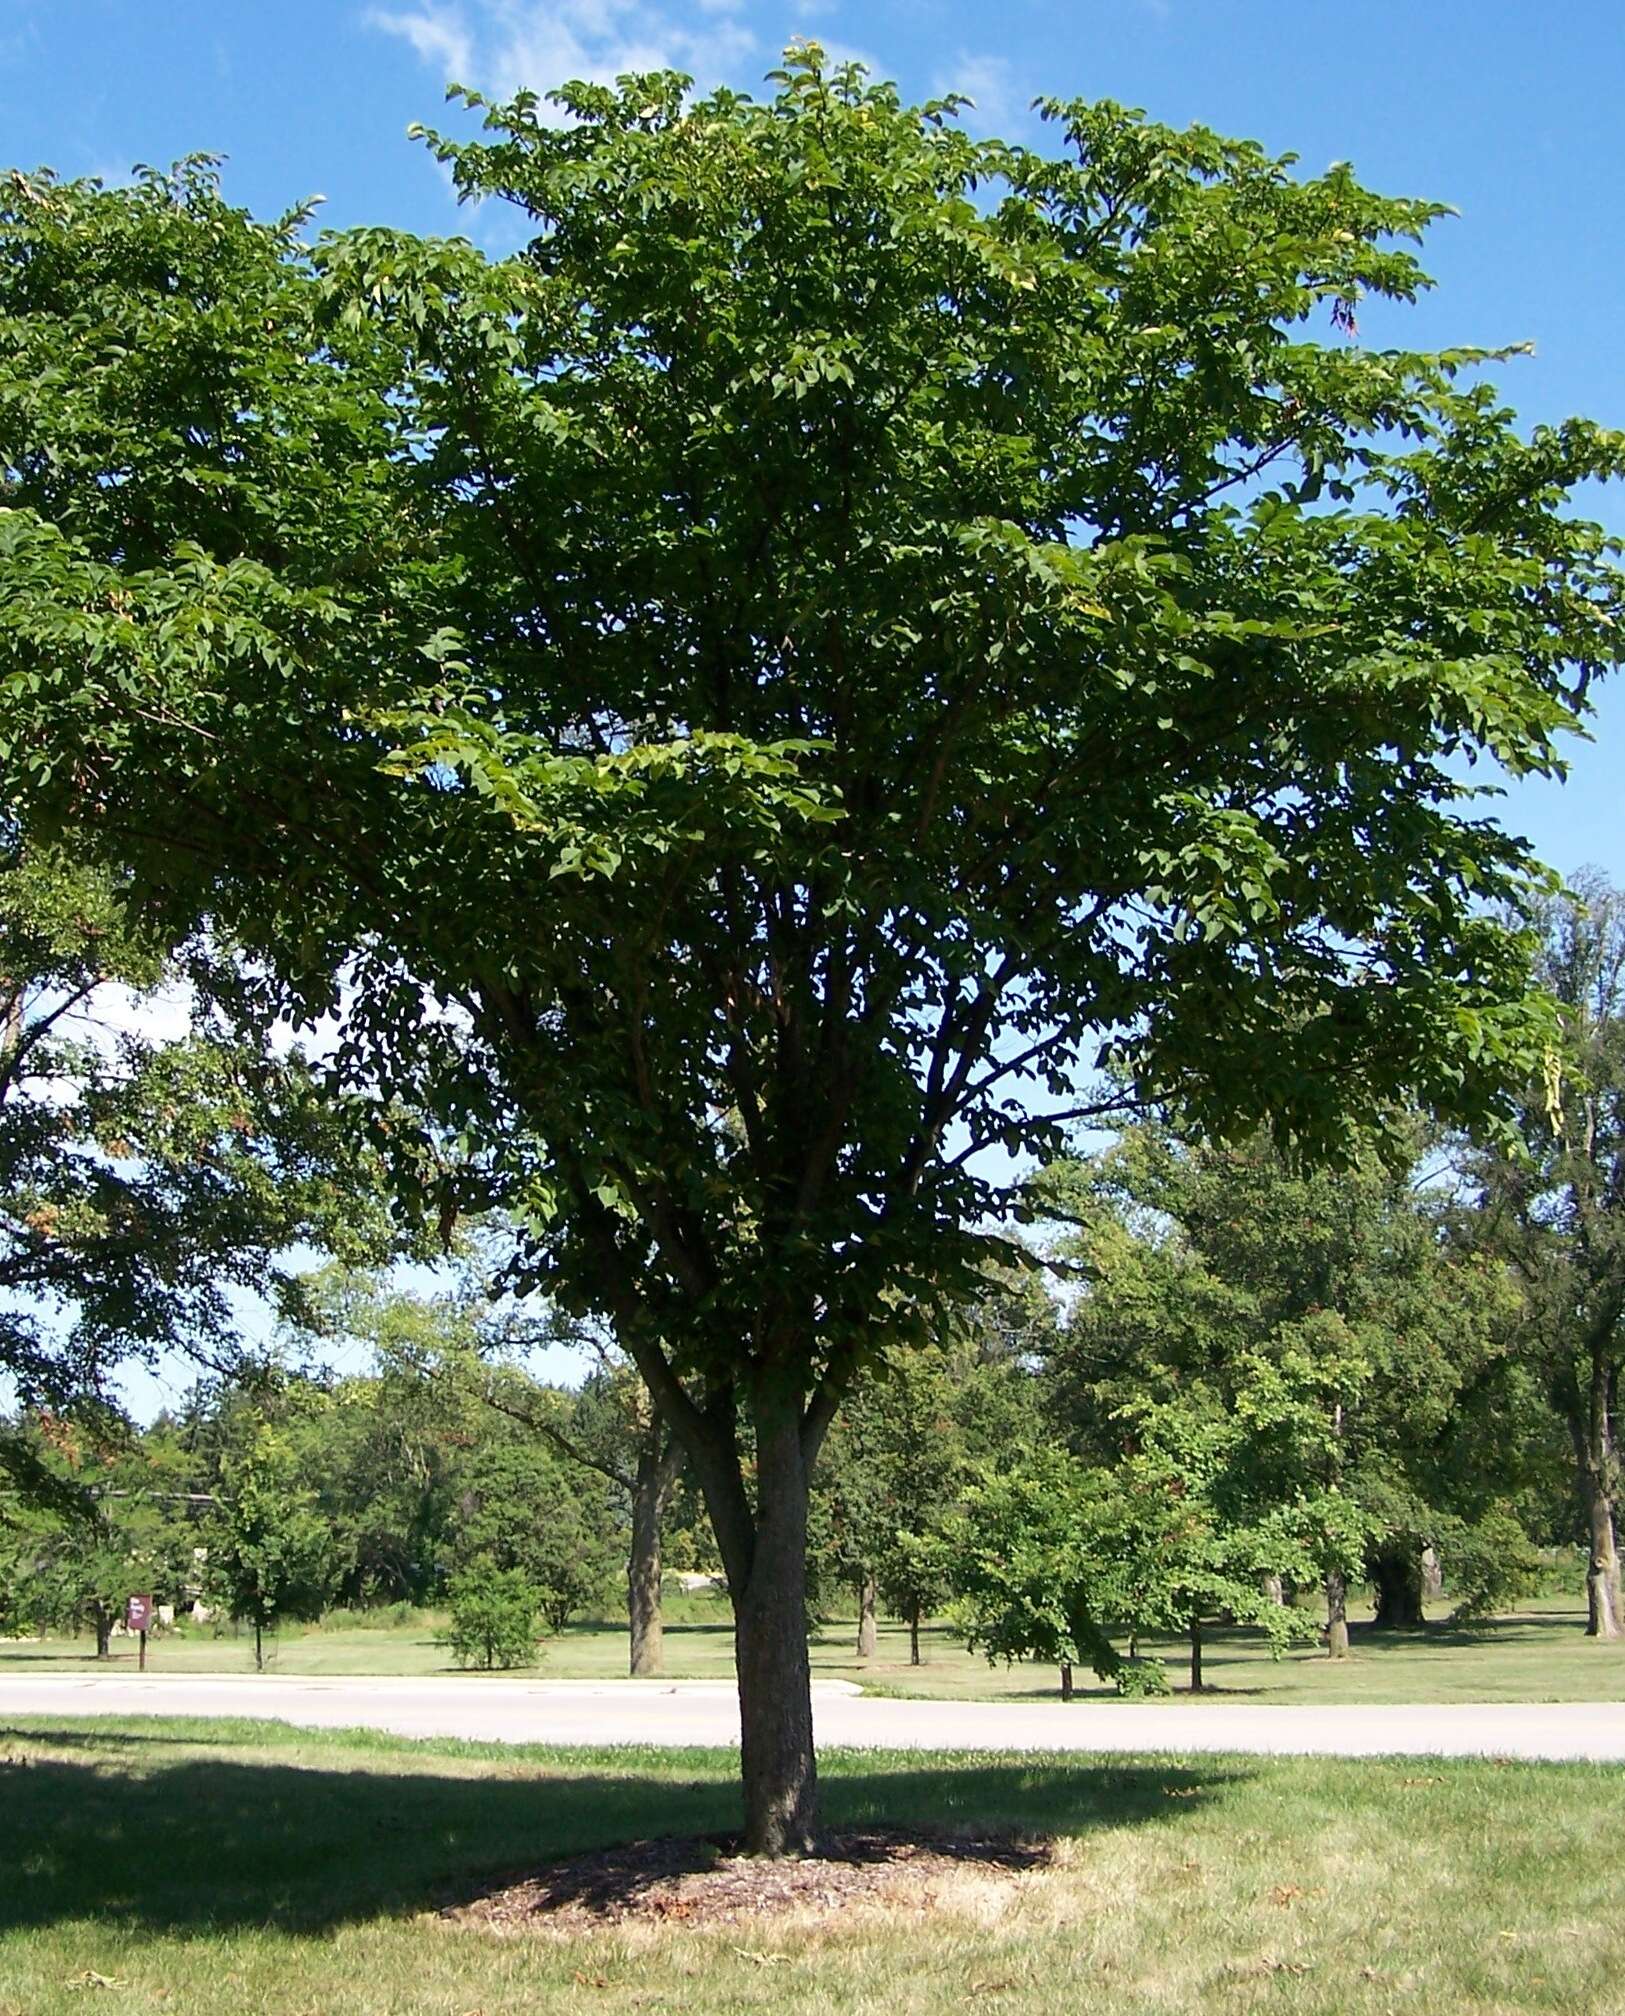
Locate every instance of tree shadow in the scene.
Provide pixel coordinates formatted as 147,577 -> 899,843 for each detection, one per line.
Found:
0,1725 -> 1241,1937
0,1650 -> 120,1665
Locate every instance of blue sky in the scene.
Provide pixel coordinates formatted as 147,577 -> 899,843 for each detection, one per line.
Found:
7,0 -> 1622,883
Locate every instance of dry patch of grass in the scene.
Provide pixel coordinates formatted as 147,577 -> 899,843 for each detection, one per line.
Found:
444,1826 -> 1051,1936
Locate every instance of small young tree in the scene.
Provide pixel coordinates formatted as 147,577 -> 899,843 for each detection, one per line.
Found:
439,1561 -> 544,1670
1046,1126 -> 1521,1656
205,1423 -> 333,1669
1094,1396 -> 1328,1691
948,1449 -> 1123,1700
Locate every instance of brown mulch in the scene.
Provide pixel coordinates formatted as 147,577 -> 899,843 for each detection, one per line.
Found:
443,1827 -> 1054,1934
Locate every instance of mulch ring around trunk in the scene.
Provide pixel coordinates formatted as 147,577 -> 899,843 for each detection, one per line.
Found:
442,1827 -> 1055,1935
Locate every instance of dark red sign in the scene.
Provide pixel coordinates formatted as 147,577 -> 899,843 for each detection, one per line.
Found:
125,1593 -> 153,1633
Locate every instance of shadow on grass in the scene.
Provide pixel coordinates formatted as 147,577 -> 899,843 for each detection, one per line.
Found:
0,1728 -> 1242,1937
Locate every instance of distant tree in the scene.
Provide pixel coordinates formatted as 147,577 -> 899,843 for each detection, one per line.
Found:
205,1422 -> 333,1669
291,1272 -> 486,1607
554,1360 -> 686,1677
451,1423 -> 620,1634
815,1342 -> 967,1662
0,1407 -> 189,1655
1473,874 -> 1625,1637
439,1561 -> 543,1670
1090,1387 -> 1334,1691
947,1449 -> 1122,1701
470,1346 -> 688,1671
1047,1127 -> 1525,1651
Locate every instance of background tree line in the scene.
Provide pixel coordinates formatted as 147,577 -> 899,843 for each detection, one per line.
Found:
6,921 -> 1615,1689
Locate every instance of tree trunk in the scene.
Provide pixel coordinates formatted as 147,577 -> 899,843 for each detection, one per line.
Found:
1583,1471 -> 1622,1640
856,1572 -> 877,1659
254,1619 -> 264,1672
1059,1661 -> 1074,1702
1261,1572 -> 1284,1606
1420,1546 -> 1444,1604
93,1603 -> 112,1660
730,1392 -> 818,1857
628,1438 -> 681,1678
908,1601 -> 921,1667
1325,1568 -> 1349,1659
1324,1399 -> 1350,1659
1189,1614 -> 1203,1693
1371,1545 -> 1426,1627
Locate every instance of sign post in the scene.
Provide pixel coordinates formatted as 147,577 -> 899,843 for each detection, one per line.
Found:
125,1593 -> 152,1672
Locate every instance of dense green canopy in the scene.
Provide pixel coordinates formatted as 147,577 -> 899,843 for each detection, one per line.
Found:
3,49 -> 1623,1847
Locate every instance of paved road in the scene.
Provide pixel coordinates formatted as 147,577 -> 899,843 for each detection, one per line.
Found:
2,1673 -> 1622,1762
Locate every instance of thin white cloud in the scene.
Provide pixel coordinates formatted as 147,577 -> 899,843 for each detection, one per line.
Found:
365,0 -> 760,104
930,51 -> 1030,135
367,2 -> 476,82
804,35 -> 881,79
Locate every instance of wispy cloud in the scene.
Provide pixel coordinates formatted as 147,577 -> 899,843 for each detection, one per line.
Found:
929,51 -> 1030,135
368,3 -> 476,82
364,0 -> 760,103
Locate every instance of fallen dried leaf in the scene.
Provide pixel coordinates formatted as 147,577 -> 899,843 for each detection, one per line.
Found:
730,1949 -> 789,1966
572,1972 -> 608,1988
66,1972 -> 127,1992
1271,1885 -> 1305,1907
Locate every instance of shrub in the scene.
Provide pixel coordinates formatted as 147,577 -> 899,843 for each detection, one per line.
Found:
1442,1509 -> 1545,1622
438,1564 -> 544,1671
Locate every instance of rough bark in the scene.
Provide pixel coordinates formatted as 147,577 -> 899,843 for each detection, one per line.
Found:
1325,1568 -> 1350,1659
908,1601 -> 921,1667
1260,1572 -> 1285,1606
1370,1545 -> 1426,1627
1420,1546 -> 1444,1604
93,1603 -> 111,1660
1059,1661 -> 1074,1702
1574,1338 -> 1622,1639
628,1436 -> 684,1677
1583,1470 -> 1622,1640
728,1389 -> 818,1857
254,1619 -> 264,1671
856,1572 -> 877,1659
1188,1614 -> 1204,1692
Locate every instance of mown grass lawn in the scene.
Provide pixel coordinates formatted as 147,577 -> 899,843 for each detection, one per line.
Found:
5,1592 -> 1622,1706
0,1717 -> 1621,2015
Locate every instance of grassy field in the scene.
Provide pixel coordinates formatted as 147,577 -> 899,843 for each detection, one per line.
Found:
6,1590 -> 1623,1705
1,1715 -> 1622,2015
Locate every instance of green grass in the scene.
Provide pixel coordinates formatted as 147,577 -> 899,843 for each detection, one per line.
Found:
1,1715 -> 1622,2014
7,1591 -> 1623,1705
